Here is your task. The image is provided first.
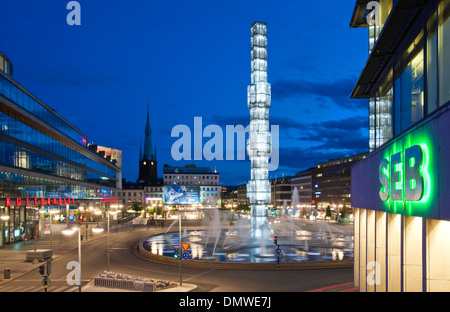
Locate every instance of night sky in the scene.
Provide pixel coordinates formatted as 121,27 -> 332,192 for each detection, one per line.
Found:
1,0 -> 369,185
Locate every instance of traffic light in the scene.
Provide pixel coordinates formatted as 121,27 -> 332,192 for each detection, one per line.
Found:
173,247 -> 179,259
273,236 -> 278,245
39,265 -> 46,276
46,261 -> 51,276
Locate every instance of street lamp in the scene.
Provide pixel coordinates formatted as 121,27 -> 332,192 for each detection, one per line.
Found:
62,223 -> 103,292
106,208 -> 117,271
92,224 -> 104,234
62,225 -> 81,292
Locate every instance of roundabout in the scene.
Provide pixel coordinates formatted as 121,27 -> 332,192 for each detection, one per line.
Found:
137,217 -> 354,270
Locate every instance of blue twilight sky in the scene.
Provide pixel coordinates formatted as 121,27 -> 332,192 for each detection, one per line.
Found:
1,0 -> 370,185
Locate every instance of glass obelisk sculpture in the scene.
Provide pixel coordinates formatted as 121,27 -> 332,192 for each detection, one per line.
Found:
246,22 -> 271,238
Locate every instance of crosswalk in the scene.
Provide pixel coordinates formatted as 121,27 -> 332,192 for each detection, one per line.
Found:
0,280 -> 81,292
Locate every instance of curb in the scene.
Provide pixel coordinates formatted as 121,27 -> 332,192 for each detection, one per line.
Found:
136,233 -> 354,271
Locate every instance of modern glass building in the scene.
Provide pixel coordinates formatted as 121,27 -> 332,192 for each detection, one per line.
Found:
312,154 -> 367,214
350,0 -> 450,291
0,52 -> 121,246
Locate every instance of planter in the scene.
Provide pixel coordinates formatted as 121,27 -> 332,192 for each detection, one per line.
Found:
25,249 -> 53,262
94,271 -> 177,291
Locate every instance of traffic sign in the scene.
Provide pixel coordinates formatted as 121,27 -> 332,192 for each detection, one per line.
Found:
275,248 -> 281,254
42,276 -> 51,286
182,252 -> 190,260
181,243 -> 190,251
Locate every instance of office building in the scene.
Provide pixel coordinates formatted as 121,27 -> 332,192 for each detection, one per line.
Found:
312,154 -> 366,216
350,0 -> 450,292
291,168 -> 313,213
270,176 -> 294,212
163,164 -> 220,207
0,52 -> 121,246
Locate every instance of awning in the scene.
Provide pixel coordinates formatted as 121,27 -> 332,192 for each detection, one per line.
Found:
350,0 -> 428,99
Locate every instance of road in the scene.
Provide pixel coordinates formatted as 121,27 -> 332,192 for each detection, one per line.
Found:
0,225 -> 354,293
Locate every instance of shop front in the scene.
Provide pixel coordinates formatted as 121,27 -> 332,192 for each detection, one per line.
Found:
0,197 -> 76,247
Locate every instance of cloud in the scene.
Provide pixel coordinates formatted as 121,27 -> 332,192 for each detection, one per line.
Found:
277,146 -> 348,172
294,116 -> 369,152
199,114 -> 369,178
271,77 -> 361,110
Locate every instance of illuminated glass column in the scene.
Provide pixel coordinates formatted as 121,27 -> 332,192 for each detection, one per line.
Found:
246,22 -> 271,237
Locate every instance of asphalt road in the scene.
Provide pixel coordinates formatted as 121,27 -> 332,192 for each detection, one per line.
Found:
0,225 -> 354,293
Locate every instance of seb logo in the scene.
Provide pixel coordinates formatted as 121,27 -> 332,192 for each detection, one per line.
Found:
379,145 -> 424,202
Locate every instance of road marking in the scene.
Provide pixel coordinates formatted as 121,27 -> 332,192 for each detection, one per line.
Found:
184,269 -> 216,281
306,281 -> 354,292
338,286 -> 359,292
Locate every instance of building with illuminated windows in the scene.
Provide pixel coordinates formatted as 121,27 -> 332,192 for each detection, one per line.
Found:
350,0 -> 450,292
0,52 -> 121,247
312,154 -> 366,216
270,176 -> 294,212
163,164 -> 221,212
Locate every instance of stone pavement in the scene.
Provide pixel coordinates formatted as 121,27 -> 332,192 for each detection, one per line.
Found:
0,226 -> 74,285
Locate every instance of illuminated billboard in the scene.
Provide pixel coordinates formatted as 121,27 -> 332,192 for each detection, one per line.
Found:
164,186 -> 200,205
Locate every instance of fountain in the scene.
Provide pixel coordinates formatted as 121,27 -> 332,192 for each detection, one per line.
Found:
139,22 -> 354,266
142,208 -> 354,264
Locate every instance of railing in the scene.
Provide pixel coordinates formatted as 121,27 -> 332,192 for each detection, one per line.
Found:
94,277 -> 154,292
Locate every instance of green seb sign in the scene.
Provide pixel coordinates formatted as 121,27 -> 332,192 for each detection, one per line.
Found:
379,145 -> 424,201
377,133 -> 435,216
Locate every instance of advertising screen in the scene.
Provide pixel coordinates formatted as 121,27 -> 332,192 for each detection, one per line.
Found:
164,185 -> 200,205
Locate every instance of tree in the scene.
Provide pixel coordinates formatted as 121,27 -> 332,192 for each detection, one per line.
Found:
325,205 -> 332,220
131,202 -> 143,212
341,207 -> 348,219
237,204 -> 250,212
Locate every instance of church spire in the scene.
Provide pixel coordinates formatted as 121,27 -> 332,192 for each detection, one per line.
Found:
138,100 -> 159,185
143,100 -> 153,160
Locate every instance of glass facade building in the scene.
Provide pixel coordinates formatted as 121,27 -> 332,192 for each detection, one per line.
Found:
350,0 -> 450,292
0,53 -> 121,246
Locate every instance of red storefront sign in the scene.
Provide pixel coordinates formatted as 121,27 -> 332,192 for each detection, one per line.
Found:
100,198 -> 118,203
4,198 -> 76,207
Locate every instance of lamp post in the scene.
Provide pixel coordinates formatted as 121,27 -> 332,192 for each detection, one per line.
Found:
62,223 -> 103,292
105,208 -> 117,271
62,225 -> 81,292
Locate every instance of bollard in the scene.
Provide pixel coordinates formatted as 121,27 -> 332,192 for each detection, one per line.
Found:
4,268 -> 10,279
